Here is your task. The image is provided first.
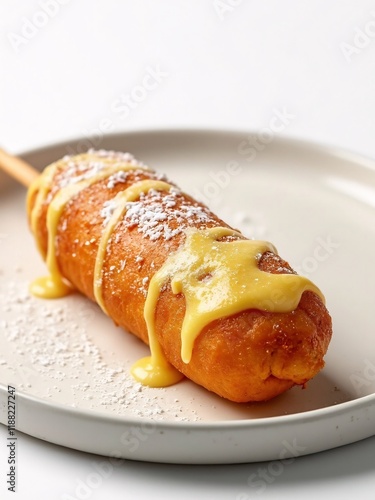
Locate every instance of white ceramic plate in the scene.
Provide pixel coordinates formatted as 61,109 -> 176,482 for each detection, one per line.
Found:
1,129 -> 375,464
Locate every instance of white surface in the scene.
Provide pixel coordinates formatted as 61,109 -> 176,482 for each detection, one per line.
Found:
0,0 -> 375,498
1,131 -> 375,465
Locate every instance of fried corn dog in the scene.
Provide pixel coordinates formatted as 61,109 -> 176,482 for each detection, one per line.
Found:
27,150 -> 332,402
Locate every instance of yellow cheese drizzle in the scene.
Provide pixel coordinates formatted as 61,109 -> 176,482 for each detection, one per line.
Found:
28,158 -> 149,298
93,179 -> 184,387
27,157 -> 183,386
28,154 -> 326,390
27,162 -> 60,256
93,179 -> 172,314
139,227 -> 325,370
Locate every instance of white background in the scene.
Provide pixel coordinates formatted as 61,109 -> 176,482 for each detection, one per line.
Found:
1,0 -> 375,499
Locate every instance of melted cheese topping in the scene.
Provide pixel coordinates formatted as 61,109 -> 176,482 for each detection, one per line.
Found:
143,227 -> 324,364
27,162 -> 60,257
93,179 -> 172,314
27,152 -> 325,390
28,158 -> 148,298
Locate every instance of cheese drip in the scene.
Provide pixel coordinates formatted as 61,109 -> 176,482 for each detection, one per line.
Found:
27,154 -> 183,387
142,227 -> 325,364
27,156 -> 149,298
27,162 -> 60,257
94,178 -> 184,387
93,180 -> 172,314
27,152 -> 326,391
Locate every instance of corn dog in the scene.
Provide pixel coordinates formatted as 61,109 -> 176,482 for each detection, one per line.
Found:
26,149 -> 332,402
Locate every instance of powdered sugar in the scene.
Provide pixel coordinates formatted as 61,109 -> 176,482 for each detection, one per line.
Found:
106,169 -> 147,189
87,148 -> 143,166
0,279 -> 200,421
57,149 -> 148,189
98,182 -> 213,241
106,170 -> 130,189
58,160 -> 106,188
123,188 -> 212,241
100,199 -> 118,226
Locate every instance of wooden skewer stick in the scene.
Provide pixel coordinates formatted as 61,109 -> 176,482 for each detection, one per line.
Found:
0,148 -> 39,188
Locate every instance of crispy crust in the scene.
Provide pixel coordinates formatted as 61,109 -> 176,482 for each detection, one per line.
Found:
29,163 -> 332,402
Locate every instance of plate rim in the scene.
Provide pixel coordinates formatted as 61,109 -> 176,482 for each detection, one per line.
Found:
2,128 -> 375,431
15,126 -> 375,175
1,382 -> 374,430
